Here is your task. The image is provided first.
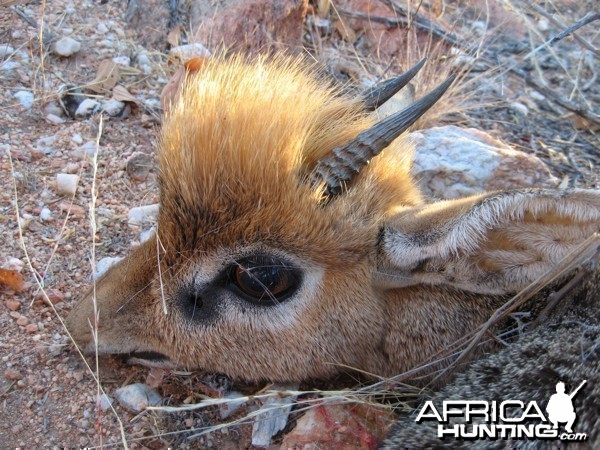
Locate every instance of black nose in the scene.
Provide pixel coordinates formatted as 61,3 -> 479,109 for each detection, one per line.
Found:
181,287 -> 204,319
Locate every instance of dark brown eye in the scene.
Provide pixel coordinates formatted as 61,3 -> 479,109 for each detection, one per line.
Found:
229,255 -> 300,305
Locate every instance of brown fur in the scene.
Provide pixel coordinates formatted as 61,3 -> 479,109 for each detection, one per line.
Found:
66,56 -> 600,386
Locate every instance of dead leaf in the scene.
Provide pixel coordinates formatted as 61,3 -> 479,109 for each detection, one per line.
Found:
334,19 -> 356,42
0,268 -> 25,292
112,85 -> 137,103
160,58 -> 209,113
89,59 -> 120,94
167,24 -> 181,47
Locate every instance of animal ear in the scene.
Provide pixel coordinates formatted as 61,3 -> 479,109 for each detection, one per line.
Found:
376,190 -> 600,294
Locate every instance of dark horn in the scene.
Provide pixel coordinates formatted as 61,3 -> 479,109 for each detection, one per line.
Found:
362,57 -> 427,111
314,73 -> 456,197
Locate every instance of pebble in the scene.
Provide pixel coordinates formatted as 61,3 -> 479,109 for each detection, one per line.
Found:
43,101 -> 64,117
94,256 -> 124,279
98,393 -> 114,411
138,229 -> 154,244
46,113 -> 66,124
37,289 -> 65,305
14,91 -> 35,110
510,102 -> 529,117
40,207 -> 52,221
54,36 -> 81,57
97,23 -> 109,34
0,44 -> 15,58
56,174 -> 80,196
4,369 -> 22,380
115,384 -> 162,413
75,99 -> 101,117
71,133 -> 83,144
101,99 -> 125,117
26,323 -> 38,333
128,204 -> 159,225
17,316 -> 28,326
169,43 -> 211,61
126,152 -> 152,181
112,56 -> 130,67
1,61 -> 20,71
80,141 -> 99,156
5,299 -> 21,311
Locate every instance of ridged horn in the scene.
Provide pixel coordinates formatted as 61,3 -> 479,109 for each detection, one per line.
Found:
313,73 -> 456,197
362,57 -> 427,111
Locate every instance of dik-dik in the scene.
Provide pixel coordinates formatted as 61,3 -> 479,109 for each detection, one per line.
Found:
66,56 -> 600,384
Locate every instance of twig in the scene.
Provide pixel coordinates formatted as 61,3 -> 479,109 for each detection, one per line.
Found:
338,6 -> 465,51
523,0 -> 599,57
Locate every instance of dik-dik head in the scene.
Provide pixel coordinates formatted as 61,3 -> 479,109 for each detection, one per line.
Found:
66,56 -> 600,383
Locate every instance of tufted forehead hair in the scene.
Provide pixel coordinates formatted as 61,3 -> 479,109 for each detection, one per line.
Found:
157,55 -> 422,259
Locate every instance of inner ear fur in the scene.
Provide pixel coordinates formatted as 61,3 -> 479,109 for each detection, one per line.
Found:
376,189 -> 600,294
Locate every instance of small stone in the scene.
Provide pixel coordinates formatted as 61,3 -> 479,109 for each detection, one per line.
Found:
116,384 -> 162,413
48,344 -> 63,357
126,152 -> 152,181
26,323 -> 38,333
169,43 -> 211,61
17,316 -> 28,326
97,23 -> 109,34
5,369 -> 22,380
80,141 -> 99,156
138,229 -> 154,244
14,91 -> 34,110
510,102 -> 529,117
46,113 -> 65,124
44,100 -> 64,117
0,44 -> 15,58
40,207 -> 52,221
6,299 -> 21,311
56,174 -> 79,196
11,424 -> 23,434
1,61 -> 21,71
538,18 -> 550,32
35,289 -> 65,306
73,370 -> 84,382
94,256 -> 124,279
101,99 -> 125,117
71,133 -> 83,144
112,56 -> 130,67
75,99 -> 101,117
54,37 -> 81,57
98,393 -> 114,411
128,204 -> 159,225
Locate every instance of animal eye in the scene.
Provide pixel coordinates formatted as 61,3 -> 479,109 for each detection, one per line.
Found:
229,256 -> 300,305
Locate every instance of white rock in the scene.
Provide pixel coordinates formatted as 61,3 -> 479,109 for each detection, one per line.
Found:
80,141 -> 99,156
538,18 -> 550,32
128,204 -> 159,225
14,91 -> 34,110
97,23 -> 109,34
56,174 -> 79,196
0,44 -> 14,58
36,135 -> 57,154
40,207 -> 52,221
46,114 -> 65,124
115,384 -> 162,413
112,56 -> 130,67
137,53 -> 151,66
138,229 -> 154,244
409,126 -> 557,199
98,393 -> 114,411
510,102 -> 529,117
169,43 -> 211,61
54,36 -> 81,57
101,99 -> 125,116
75,99 -> 100,117
1,61 -> 21,71
94,256 -> 124,279
43,101 -> 64,117
219,392 -> 248,419
252,385 -> 297,447
71,133 -> 83,144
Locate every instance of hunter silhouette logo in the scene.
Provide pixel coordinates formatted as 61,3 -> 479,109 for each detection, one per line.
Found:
546,380 -> 586,433
415,380 -> 588,441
